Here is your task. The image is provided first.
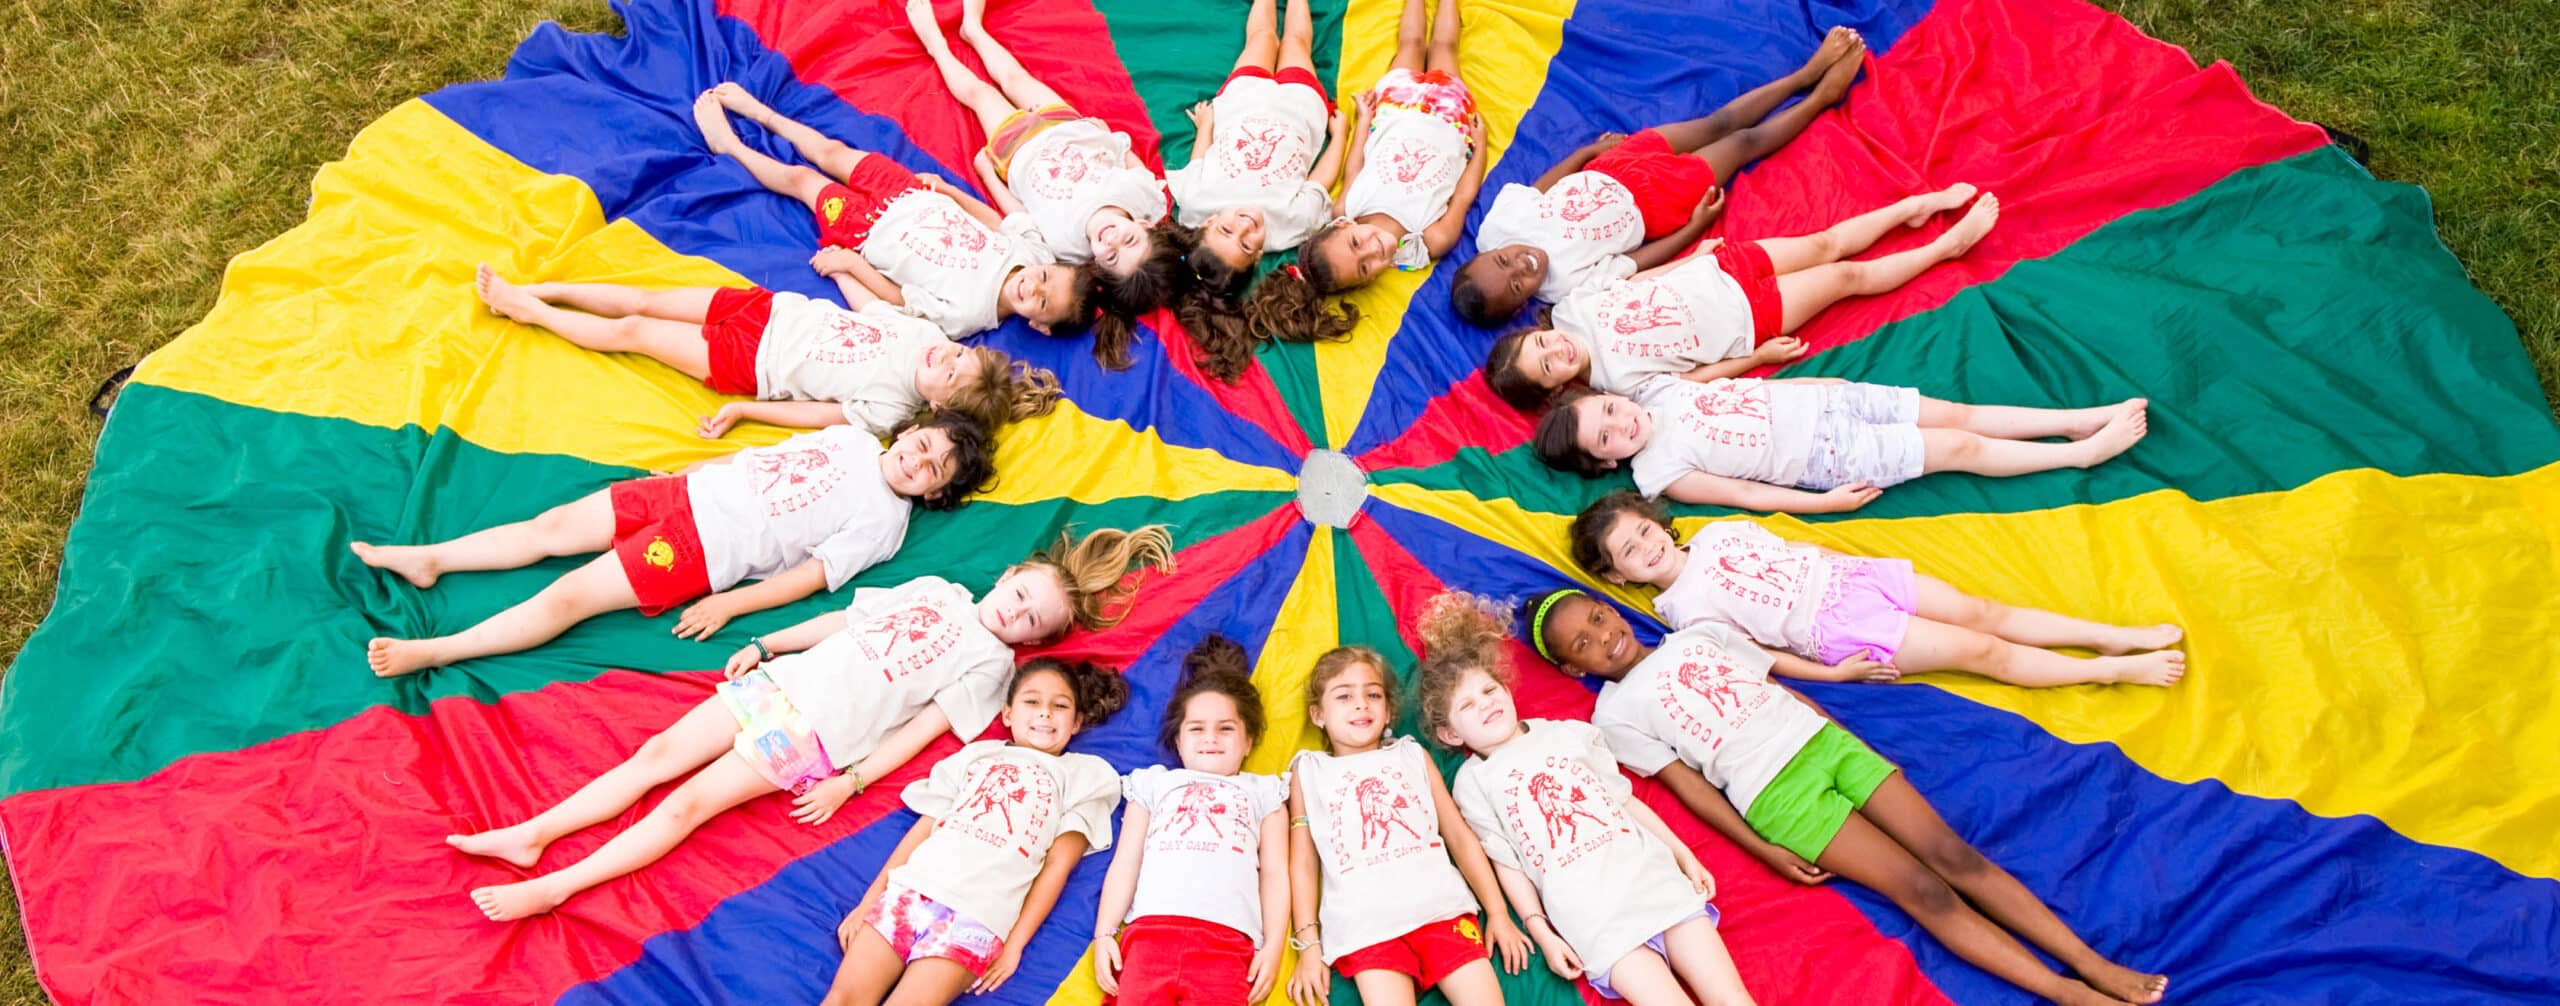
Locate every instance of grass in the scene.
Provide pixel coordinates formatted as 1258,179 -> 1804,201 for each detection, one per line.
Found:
0,0 -> 2550,1001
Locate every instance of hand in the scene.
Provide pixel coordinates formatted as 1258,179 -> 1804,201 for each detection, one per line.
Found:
1326,104 -> 1348,134
914,172 -> 946,193
1464,112 -> 1489,152
1247,942 -> 1283,1002
837,901 -> 875,951
1753,336 -> 1809,366
1754,842 -> 1834,885
1533,929 -> 1584,981
1818,481 -> 1883,512
971,944 -> 1024,994
723,643 -> 764,679
791,773 -> 858,825
1186,100 -> 1212,133
1692,236 -> 1725,256
1680,856 -> 1718,898
673,592 -> 745,640
1486,914 -> 1530,975
1694,184 -> 1727,224
1590,130 -> 1629,152
810,246 -> 866,277
1828,649 -> 1901,682
1355,89 -> 1380,121
1091,933 -> 1124,994
696,402 -> 750,440
1287,949 -> 1332,1006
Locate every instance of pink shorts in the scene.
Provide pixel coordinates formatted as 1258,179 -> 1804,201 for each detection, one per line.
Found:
1809,557 -> 1918,665
1372,68 -> 1477,141
1587,905 -> 1721,1000
864,883 -> 1005,976
714,668 -> 833,793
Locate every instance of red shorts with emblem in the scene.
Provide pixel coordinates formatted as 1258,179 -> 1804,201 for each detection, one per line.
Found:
1333,914 -> 1487,989
699,286 -> 773,396
1109,916 -> 1254,1006
608,476 -> 712,616
1586,128 -> 1719,241
1222,64 -> 1329,105
1712,239 -> 1785,346
815,154 -> 928,250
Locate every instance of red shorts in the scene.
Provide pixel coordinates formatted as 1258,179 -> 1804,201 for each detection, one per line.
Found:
1586,128 -> 1720,241
608,476 -> 712,616
1109,916 -> 1254,1006
1713,239 -> 1784,346
814,154 -> 927,250
1222,64 -> 1330,106
699,286 -> 773,396
1332,914 -> 1487,990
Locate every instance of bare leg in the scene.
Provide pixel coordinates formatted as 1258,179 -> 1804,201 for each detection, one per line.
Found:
1387,0 -> 1428,74
475,267 -> 714,381
447,697 -> 740,868
1917,396 -> 2134,441
366,554 -> 641,677
1660,915 -> 1756,1006
1860,777 -> 2169,1004
1815,807 -> 2122,1006
469,753 -> 776,920
1595,947 -> 1699,1006
881,958 -> 979,1006
708,82 -> 872,182
1694,35 -> 1865,183
1430,957 -> 1502,1006
820,926 -> 910,1006
904,0 -> 1028,136
1350,969 -> 1421,1006
1759,185 -> 1982,274
1771,195 -> 2000,333
1422,0 -> 1462,76
511,280 -> 721,324
1279,0 -> 1318,74
351,489 -> 615,589
695,92 -> 836,207
1919,403 -> 2144,477
1234,0 -> 1280,73
1896,618 -> 2186,688
1913,574 -> 2183,654
956,0 -> 1068,111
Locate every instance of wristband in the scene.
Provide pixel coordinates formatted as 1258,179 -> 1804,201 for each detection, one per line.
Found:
749,636 -> 772,661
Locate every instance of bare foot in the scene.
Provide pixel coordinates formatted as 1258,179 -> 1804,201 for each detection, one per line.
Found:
368,637 -> 439,678
2096,623 -> 2184,655
351,540 -> 441,588
2100,650 -> 2185,687
959,0 -> 991,38
905,0 -> 950,48
708,81 -> 777,127
1900,182 -> 1979,227
2074,402 -> 2147,467
471,265 -> 546,326
471,879 -> 570,922
1807,30 -> 1868,104
2050,981 -> 2135,1006
446,825 -> 547,870
691,90 -> 742,155
2081,962 -> 2169,1005
1934,191 -> 1998,255
1801,26 -> 1863,83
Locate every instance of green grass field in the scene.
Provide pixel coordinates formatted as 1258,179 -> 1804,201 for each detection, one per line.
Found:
0,0 -> 2550,1000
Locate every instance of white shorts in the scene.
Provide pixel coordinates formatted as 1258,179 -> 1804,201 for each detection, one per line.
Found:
1797,382 -> 1924,490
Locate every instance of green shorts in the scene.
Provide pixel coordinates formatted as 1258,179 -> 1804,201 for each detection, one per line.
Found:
1741,724 -> 1898,862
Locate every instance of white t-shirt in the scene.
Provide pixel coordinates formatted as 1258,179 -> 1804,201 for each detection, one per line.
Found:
1475,173 -> 1643,302
753,294 -> 946,437
1123,767 -> 1290,944
1340,106 -> 1470,234
684,425 -> 910,591
1591,623 -> 1827,817
1654,522 -> 1847,656
1289,738 -> 1479,962
1628,378 -> 1823,497
763,576 -> 1013,768
1554,255 -> 1759,397
894,740 -> 1122,933
1168,76 -> 1335,252
862,190 -> 1055,338
1006,118 -> 1169,265
1454,720 -> 1705,977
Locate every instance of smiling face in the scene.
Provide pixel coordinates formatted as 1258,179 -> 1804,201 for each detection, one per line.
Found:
1004,666 -> 1085,755
1174,690 -> 1252,775
1521,328 -> 1588,391
1571,393 -> 1653,463
1309,659 -> 1394,753
978,564 -> 1071,646
1087,209 -> 1152,278
1434,666 -> 1521,752
1200,207 -> 1267,271
1540,594 -> 1646,681
1310,220 -> 1396,288
1004,264 -> 1085,330
1459,244 -> 1547,320
912,342 -> 986,408
879,424 -> 958,499
1599,511 -> 1682,587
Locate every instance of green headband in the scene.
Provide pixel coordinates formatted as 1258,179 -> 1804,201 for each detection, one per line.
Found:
1528,589 -> 1588,663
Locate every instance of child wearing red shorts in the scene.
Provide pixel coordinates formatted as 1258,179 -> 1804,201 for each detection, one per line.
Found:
1451,27 -> 1872,326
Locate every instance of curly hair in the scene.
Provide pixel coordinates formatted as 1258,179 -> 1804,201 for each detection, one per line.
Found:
1413,591 -> 1516,747
1530,387 -> 1615,479
1172,285 -> 1259,383
1011,656 -> 1130,726
1235,224 -> 1360,347
1305,645 -> 1397,724
1158,634 -> 1268,755
893,409 -> 998,510
940,347 -> 1062,433
1568,490 -> 1672,578
1014,524 -> 1179,639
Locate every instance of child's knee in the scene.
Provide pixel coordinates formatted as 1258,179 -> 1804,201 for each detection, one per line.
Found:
1928,429 -> 1983,468
1891,870 -> 1965,918
1918,836 -> 1994,881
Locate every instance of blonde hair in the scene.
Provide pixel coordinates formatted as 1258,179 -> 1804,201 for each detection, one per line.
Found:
941,349 -> 1062,433
1305,644 -> 1397,724
1414,591 -> 1514,746
1018,524 -> 1177,635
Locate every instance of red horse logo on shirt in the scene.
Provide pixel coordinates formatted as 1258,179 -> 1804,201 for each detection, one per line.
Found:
910,207 -> 991,254
1676,659 -> 1748,719
1717,549 -> 1802,597
1526,772 -> 1613,848
856,604 -> 945,670
746,444 -> 845,516
1693,382 -> 1770,421
1609,286 -> 1693,336
806,312 -> 892,365
959,762 -> 1030,834
1165,781 -> 1233,839
1354,776 -> 1426,849
1554,179 -> 1611,223
1386,138 -> 1447,187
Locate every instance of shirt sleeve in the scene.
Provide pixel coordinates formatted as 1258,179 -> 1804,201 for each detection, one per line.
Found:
1248,773 -> 1290,820
1594,701 -> 1679,777
1567,722 -> 1636,802
1452,765 -> 1522,871
1629,439 -> 1685,499
903,742 -> 981,818
1056,756 -> 1124,853
930,638 -> 1011,741
812,518 -> 905,591
1122,766 -> 1167,814
1475,184 -> 1536,251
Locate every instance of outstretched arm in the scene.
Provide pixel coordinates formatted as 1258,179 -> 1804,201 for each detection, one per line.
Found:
1420,114 -> 1493,259
1493,861 -> 1584,980
1663,471 -> 1879,514
1181,101 -> 1216,174
1285,777 -> 1332,1006
1768,648 -> 1898,683
1334,93 -> 1376,216
1089,804 -> 1153,995
812,248 -> 904,306
977,832 -> 1089,993
966,153 -> 1028,218
1654,760 -> 1831,884
1628,188 -> 1726,269
697,400 -> 855,441
1428,769 -> 1529,973
1529,133 -> 1623,192
673,557 -> 830,640
1308,108 -> 1349,189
